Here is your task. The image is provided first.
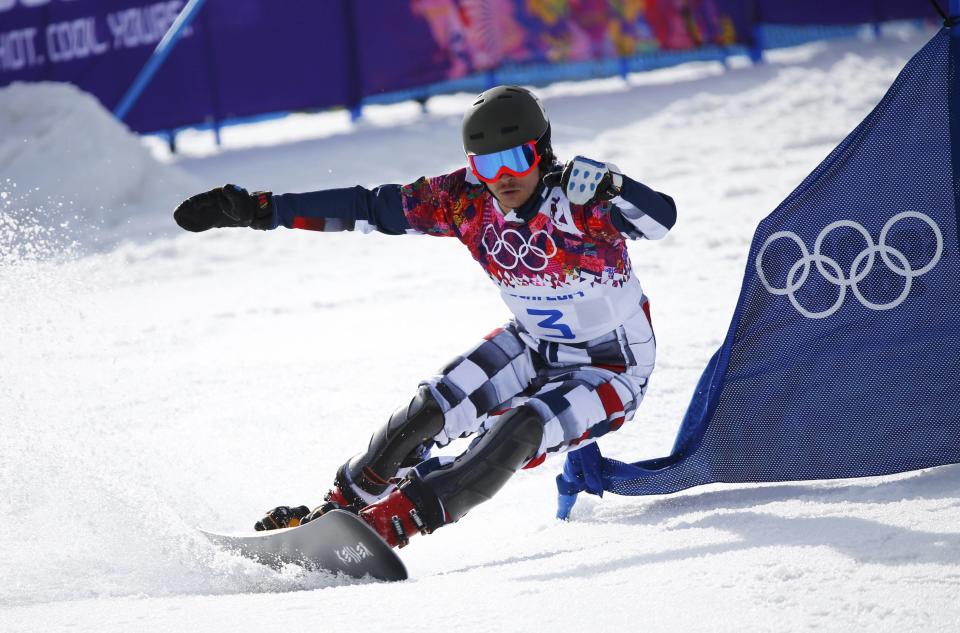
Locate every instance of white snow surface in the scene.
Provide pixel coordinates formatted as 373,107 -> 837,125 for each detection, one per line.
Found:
2,25 -> 959,633
0,82 -> 199,256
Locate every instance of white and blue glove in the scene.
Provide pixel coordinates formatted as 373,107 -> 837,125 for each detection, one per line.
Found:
543,156 -> 624,206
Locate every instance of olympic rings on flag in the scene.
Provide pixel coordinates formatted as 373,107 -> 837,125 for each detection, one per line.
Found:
755,211 -> 943,319
482,225 -> 558,271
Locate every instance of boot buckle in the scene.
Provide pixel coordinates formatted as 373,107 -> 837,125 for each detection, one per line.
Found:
390,515 -> 409,548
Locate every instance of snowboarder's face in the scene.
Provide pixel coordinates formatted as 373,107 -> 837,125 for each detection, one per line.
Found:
488,168 -> 540,211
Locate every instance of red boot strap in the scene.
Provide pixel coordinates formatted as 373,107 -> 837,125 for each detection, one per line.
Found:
362,467 -> 390,487
325,488 -> 351,507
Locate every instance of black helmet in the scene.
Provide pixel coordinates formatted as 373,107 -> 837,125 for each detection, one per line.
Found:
462,85 -> 550,155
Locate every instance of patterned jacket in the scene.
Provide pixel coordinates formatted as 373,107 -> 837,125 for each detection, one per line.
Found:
268,167 -> 676,344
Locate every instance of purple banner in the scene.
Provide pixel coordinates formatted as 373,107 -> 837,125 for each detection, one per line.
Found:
0,1 -> 941,134
1,1 -> 213,130
198,2 -> 355,123
0,0 -> 355,132
354,0 -> 744,94
752,0 -> 933,25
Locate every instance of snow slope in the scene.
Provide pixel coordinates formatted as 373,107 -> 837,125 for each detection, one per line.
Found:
2,24 -> 959,633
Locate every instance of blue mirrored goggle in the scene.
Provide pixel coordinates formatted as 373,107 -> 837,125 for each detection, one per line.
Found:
468,141 -> 540,183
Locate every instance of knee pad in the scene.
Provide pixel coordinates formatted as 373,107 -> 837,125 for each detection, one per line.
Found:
420,405 -> 544,524
343,385 -> 445,499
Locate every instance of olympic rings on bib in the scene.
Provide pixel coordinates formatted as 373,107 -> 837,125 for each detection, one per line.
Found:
482,225 -> 558,272
755,211 -> 943,319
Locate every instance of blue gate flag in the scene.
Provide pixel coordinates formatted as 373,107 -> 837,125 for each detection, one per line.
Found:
558,27 -> 960,517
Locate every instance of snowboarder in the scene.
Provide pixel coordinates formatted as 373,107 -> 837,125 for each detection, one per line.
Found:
173,85 -> 676,548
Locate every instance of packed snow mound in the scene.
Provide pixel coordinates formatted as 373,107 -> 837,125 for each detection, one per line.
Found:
0,82 -> 199,257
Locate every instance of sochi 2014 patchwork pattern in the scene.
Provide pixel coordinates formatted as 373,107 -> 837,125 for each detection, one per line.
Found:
401,168 -> 631,290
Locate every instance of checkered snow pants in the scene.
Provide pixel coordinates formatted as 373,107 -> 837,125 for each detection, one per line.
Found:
422,307 -> 656,469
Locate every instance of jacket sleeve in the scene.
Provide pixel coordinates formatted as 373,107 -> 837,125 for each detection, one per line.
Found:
608,175 -> 677,241
269,185 -> 410,235
398,168 -> 468,238
266,168 -> 467,238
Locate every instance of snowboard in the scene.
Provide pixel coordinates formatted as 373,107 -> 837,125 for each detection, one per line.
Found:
200,509 -> 407,582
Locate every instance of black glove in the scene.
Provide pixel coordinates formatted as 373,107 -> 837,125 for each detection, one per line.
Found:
173,185 -> 274,232
543,156 -> 623,206
253,505 -> 310,531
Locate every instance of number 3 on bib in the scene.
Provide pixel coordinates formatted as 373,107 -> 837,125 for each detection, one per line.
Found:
527,308 -> 576,340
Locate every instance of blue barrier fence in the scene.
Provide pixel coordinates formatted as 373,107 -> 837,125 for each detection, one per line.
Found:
0,0 -> 942,138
